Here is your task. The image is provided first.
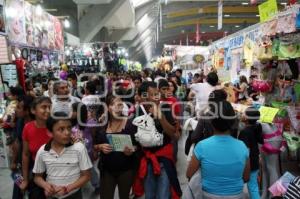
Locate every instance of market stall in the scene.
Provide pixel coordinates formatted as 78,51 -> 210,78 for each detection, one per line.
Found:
163,45 -> 210,76
208,4 -> 300,198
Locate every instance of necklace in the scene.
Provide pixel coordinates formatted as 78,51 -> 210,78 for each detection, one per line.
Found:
108,119 -> 124,133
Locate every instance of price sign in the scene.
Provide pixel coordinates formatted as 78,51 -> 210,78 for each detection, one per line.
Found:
259,0 -> 278,22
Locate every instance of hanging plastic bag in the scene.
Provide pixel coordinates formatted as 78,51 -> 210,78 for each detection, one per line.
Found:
296,12 -> 300,30
283,132 -> 300,151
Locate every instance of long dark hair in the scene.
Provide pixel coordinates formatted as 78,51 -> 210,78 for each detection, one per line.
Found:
105,94 -> 120,123
168,80 -> 177,96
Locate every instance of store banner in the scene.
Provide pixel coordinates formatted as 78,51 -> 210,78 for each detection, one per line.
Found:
164,45 -> 209,69
258,0 -> 278,22
218,0 -> 223,30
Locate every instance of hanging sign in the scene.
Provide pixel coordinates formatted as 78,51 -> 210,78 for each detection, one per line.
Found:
218,0 -> 223,30
258,0 -> 278,22
0,36 -> 10,64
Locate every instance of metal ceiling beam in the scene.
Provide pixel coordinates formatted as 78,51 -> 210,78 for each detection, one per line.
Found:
119,1 -> 157,41
165,17 -> 259,29
79,0 -> 124,42
167,6 -> 259,18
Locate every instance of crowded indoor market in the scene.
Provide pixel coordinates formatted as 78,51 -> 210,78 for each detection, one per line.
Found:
0,0 -> 300,199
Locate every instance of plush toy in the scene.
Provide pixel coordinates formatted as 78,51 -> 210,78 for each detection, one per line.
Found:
59,64 -> 68,80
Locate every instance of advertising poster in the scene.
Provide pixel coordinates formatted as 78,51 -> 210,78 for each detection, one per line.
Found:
6,0 -> 64,52
24,2 -> 34,46
0,0 -> 5,34
54,17 -> 64,51
48,15 -> 55,50
40,13 -> 49,49
7,0 -> 26,44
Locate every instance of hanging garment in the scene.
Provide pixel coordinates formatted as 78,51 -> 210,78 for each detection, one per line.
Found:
276,13 -> 297,34
283,132 -> 300,151
277,43 -> 300,60
278,61 -> 293,78
286,106 -> 300,133
262,19 -> 278,36
243,38 -> 255,67
261,123 -> 286,154
256,36 -> 273,61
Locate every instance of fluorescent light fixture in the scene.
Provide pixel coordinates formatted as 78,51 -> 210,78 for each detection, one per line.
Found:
280,2 -> 287,5
202,31 -> 206,33
125,53 -> 129,57
209,25 -> 215,28
235,25 -> 240,28
64,19 -> 70,28
241,2 -> 249,5
256,14 -> 260,17
65,50 -> 70,56
36,4 -> 43,16
224,14 -> 231,17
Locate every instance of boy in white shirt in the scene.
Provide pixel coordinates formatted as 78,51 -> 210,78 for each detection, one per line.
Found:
33,112 -> 92,199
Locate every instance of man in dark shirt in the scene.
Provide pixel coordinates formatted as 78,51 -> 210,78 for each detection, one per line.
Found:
239,107 -> 263,199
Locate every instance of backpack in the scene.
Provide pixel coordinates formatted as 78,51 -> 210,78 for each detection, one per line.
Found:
132,105 -> 163,147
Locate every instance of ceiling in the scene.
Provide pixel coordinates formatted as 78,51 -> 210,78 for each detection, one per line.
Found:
28,0 -> 291,64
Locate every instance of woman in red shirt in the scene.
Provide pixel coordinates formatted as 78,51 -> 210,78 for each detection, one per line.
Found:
20,96 -> 52,198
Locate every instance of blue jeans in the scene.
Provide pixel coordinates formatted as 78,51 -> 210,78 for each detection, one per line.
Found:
90,166 -> 100,188
144,163 -> 171,199
247,170 -> 260,199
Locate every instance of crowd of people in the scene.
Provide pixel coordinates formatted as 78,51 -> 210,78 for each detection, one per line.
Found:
1,68 -> 298,199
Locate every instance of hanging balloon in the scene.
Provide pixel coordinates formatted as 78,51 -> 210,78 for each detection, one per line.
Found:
250,0 -> 257,5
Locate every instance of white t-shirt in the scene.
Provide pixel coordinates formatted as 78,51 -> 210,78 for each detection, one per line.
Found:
190,82 -> 215,115
82,95 -> 101,106
51,95 -> 81,115
33,142 -> 92,199
143,77 -> 152,82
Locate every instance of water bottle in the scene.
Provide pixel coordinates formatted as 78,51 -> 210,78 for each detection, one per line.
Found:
11,172 -> 24,187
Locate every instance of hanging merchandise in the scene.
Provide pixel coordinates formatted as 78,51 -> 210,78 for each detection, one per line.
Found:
296,11 -> 300,29
276,13 -> 296,34
256,36 -> 273,61
287,106 -> 300,133
21,48 -> 28,60
212,48 -> 225,69
7,0 -> 64,52
243,37 -> 255,68
252,79 -> 273,93
6,0 -> 26,44
277,42 -> 300,60
261,19 -> 278,36
283,132 -> 300,151
277,61 -> 293,78
258,0 -> 278,23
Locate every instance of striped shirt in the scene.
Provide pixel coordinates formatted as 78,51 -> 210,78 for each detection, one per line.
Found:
33,141 -> 92,199
284,177 -> 300,199
51,95 -> 81,116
